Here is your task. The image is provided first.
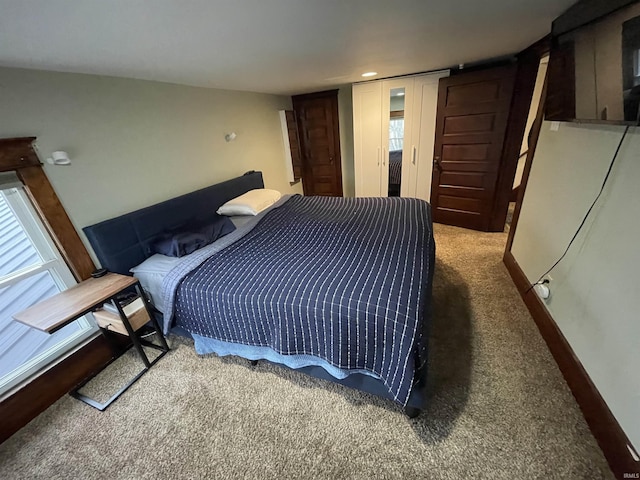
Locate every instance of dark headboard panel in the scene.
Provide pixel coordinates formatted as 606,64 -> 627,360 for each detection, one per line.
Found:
83,171 -> 264,275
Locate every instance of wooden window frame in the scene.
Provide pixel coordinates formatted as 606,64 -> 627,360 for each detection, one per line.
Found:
0,137 -> 95,281
0,137 -> 114,445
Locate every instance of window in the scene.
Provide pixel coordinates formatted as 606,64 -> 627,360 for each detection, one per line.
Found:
389,117 -> 404,151
0,187 -> 97,395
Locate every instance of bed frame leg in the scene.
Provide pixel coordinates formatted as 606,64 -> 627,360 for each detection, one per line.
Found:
404,406 -> 421,418
250,360 -> 258,366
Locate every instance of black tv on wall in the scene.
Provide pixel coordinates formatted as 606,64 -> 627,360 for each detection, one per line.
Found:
546,0 -> 640,125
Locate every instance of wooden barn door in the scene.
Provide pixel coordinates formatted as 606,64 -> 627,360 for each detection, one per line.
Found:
430,65 -> 516,231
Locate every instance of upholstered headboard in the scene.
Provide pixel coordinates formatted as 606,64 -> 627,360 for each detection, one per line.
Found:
83,171 -> 264,276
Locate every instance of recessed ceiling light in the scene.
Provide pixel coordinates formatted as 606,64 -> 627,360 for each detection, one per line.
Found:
396,92 -> 405,96
361,71 -> 377,77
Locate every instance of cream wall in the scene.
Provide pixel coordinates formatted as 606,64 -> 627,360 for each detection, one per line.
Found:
0,67 -> 302,258
511,121 -> 640,449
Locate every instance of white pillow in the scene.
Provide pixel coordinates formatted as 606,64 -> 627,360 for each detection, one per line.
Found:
217,189 -> 281,216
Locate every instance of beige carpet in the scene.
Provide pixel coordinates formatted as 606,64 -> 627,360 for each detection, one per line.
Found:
0,224 -> 613,479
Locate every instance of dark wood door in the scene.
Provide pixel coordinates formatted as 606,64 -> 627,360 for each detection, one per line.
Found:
430,65 -> 516,231
292,90 -> 343,196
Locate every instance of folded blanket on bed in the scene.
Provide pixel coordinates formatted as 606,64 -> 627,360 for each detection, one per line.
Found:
162,195 -> 434,406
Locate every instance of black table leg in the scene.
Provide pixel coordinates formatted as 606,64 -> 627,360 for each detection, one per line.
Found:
116,300 -> 151,368
70,288 -> 170,411
134,282 -> 170,352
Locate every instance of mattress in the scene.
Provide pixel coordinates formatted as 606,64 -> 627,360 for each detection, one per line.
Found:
160,194 -> 434,406
126,202 -> 374,380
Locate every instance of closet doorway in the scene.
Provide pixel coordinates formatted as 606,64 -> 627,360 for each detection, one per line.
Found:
353,70 -> 448,200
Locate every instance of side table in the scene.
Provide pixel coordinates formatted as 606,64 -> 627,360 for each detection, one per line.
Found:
13,273 -> 169,410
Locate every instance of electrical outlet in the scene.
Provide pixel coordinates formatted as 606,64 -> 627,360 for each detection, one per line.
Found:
533,283 -> 551,300
550,121 -> 560,131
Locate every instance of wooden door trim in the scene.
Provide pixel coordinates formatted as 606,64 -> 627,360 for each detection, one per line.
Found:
504,60 -> 549,253
292,88 -> 339,100
328,93 -> 343,196
283,110 -> 303,182
0,137 -> 95,281
489,38 -> 550,231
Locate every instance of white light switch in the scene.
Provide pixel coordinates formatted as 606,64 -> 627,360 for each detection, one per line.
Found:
550,121 -> 560,132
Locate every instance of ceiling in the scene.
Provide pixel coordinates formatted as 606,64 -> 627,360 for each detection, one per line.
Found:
0,0 -> 575,96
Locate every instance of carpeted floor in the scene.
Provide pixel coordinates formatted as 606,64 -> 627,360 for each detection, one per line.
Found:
0,223 -> 613,479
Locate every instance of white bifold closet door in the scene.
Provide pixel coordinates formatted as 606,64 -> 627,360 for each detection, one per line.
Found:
353,70 -> 449,200
353,81 -> 383,197
409,72 -> 448,200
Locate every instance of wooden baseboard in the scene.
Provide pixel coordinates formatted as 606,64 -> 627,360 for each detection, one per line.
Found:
0,334 -> 120,444
503,250 -> 639,479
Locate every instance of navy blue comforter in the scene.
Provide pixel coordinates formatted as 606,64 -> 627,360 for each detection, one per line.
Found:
168,195 -> 434,406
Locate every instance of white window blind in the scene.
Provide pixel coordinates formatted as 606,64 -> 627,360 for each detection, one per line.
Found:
0,188 -> 97,394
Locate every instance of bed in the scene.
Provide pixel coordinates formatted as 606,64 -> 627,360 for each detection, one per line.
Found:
84,171 -> 434,416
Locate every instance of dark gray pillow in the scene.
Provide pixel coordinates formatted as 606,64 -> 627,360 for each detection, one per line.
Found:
151,215 -> 235,257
